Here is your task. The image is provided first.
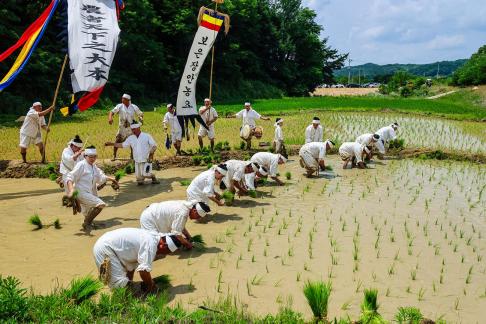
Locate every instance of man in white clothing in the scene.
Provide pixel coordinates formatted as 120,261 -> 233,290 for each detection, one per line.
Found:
223,160 -> 260,196
187,164 -> 227,206
198,98 -> 218,151
19,102 -> 53,163
305,117 -> 323,143
66,146 -> 118,231
250,152 -> 286,186
339,142 -> 369,169
108,94 -> 144,160
140,200 -> 210,249
105,122 -> 159,185
299,140 -> 334,177
356,133 -> 381,159
375,122 -> 399,154
273,118 -> 285,154
233,102 -> 270,149
93,228 -> 181,291
163,103 -> 182,155
59,135 -> 85,191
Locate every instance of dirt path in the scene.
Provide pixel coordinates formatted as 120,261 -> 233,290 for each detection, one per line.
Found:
427,90 -> 457,99
0,157 -> 485,322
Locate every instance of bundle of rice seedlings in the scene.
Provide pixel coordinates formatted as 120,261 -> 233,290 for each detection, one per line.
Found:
285,171 -> 292,180
248,190 -> 257,198
203,155 -> 213,165
395,306 -> 423,324
53,219 -> 61,229
28,214 -> 43,230
153,274 -> 171,290
179,180 -> 191,186
360,288 -> 385,323
239,141 -> 246,150
114,169 -> 126,181
124,163 -> 135,174
49,173 -> 58,181
303,280 -> 332,321
222,191 -> 235,206
192,155 -> 203,166
191,235 -> 206,251
325,165 -> 333,171
63,276 -> 103,304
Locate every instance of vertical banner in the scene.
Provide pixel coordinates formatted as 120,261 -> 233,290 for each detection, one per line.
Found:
176,8 -> 227,116
68,0 -> 120,95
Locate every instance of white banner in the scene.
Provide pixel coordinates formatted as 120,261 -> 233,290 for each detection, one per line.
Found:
68,0 -> 120,93
176,10 -> 225,116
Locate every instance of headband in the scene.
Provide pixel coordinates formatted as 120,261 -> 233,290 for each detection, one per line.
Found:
32,102 -> 42,107
312,119 -> 320,124
122,93 -> 131,100
70,141 -> 83,148
325,140 -> 334,149
278,154 -> 287,163
166,104 -> 173,109
244,102 -> 251,106
258,166 -> 268,176
195,203 -> 209,217
84,148 -> 97,156
216,166 -> 227,176
249,163 -> 259,173
130,123 -> 141,129
165,236 -> 178,252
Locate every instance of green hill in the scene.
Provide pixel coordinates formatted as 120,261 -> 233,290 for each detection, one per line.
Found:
334,59 -> 467,79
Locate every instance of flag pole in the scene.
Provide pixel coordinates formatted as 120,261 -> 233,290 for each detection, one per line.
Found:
42,53 -> 68,163
208,0 -> 222,100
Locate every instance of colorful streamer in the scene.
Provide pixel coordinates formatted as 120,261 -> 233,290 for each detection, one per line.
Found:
0,0 -> 60,91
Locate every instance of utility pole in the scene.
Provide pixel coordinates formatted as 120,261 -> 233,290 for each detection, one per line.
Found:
347,58 -> 352,85
436,62 -> 440,79
358,69 -> 361,86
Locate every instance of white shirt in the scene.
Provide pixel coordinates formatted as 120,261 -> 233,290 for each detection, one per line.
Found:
60,145 -> 84,175
305,125 -> 323,143
187,168 -> 216,201
356,133 -> 375,147
339,142 -> 364,162
274,125 -> 283,141
251,152 -> 279,177
376,126 -> 397,142
141,200 -> 193,235
111,103 -> 143,127
199,106 -> 218,130
163,112 -> 182,133
300,142 -> 327,160
20,108 -> 46,137
66,159 -> 107,194
235,109 -> 261,128
122,132 -> 156,163
94,228 -> 159,273
225,160 -> 248,182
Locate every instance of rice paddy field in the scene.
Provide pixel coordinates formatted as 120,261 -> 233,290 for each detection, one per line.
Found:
0,92 -> 485,322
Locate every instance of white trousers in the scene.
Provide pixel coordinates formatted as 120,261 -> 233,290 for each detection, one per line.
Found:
299,149 -> 319,170
93,243 -> 130,289
77,191 -> 105,216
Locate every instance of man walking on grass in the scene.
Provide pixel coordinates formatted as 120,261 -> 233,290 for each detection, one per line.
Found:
198,98 -> 218,151
19,102 -> 53,163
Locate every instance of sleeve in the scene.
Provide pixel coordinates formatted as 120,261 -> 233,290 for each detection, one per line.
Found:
212,108 -> 219,118
198,106 -> 205,114
318,145 -> 326,159
318,127 -> 323,142
390,129 -> 397,140
111,104 -> 120,114
147,134 -> 157,148
163,113 -> 169,125
235,110 -> 243,118
253,111 -> 261,119
66,162 -> 82,183
95,166 -> 107,185
171,209 -> 188,235
278,127 -> 283,140
122,136 -> 133,149
136,239 -> 157,272
133,104 -> 143,116
305,126 -> 311,142
354,146 -> 363,162
269,159 -> 278,177
232,167 -> 244,181
202,175 -> 215,197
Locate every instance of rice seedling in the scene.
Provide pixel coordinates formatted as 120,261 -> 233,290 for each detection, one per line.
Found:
466,266 -> 473,284
63,276 -> 103,304
191,235 -> 206,251
355,279 -> 362,293
454,297 -> 460,310
28,214 -> 43,230
303,280 -> 332,321
53,218 -> 61,229
248,190 -> 258,198
285,171 -> 292,180
418,288 -> 426,301
388,263 -> 395,276
395,307 -> 423,324
179,179 -> 191,186
411,269 -> 417,281
251,275 -> 264,286
247,238 -> 253,252
360,288 -> 384,324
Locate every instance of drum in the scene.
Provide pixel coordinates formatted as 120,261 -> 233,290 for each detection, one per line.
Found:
254,126 -> 263,139
241,125 -> 251,139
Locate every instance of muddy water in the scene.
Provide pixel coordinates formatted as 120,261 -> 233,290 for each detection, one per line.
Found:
0,157 -> 485,322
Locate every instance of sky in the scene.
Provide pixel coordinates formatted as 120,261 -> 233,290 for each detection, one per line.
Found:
302,0 -> 486,65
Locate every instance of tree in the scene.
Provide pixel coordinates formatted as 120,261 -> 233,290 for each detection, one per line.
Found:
452,45 -> 486,86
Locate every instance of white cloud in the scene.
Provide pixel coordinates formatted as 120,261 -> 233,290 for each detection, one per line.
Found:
427,35 -> 465,50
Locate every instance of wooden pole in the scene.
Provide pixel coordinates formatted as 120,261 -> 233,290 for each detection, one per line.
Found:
42,54 -> 68,163
208,2 -> 218,100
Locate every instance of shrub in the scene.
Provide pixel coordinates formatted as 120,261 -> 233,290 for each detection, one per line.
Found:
303,280 -> 332,321
0,276 -> 28,320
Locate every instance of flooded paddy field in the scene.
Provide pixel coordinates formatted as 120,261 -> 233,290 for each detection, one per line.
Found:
0,156 -> 485,322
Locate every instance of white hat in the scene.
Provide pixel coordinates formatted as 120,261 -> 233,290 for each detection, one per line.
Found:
122,94 -> 131,100
258,166 -> 268,176
312,119 -> 320,124
32,102 -> 42,107
216,165 -> 228,176
278,154 -> 287,163
166,103 -> 173,109
249,162 -> 259,173
130,123 -> 141,129
164,235 -> 179,252
244,102 -> 251,106
204,98 -> 211,102
84,148 -> 97,156
325,139 -> 334,149
70,141 -> 83,148
195,202 -> 209,217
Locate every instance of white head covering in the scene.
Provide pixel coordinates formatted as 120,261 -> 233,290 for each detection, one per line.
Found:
195,202 -> 208,217
122,93 -> 131,100
278,154 -> 287,163
312,119 -> 320,124
249,162 -> 259,173
324,139 -> 334,149
70,140 -> 83,148
130,123 -> 141,129
363,146 -> 371,154
274,118 -> 283,127
216,166 -> 227,176
32,102 -> 42,107
166,103 -> 173,109
204,98 -> 211,102
258,166 -> 268,176
244,102 -> 251,106
164,235 -> 179,252
84,148 -> 97,156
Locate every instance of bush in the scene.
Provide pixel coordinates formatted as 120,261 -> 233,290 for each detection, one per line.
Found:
0,276 -> 28,320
